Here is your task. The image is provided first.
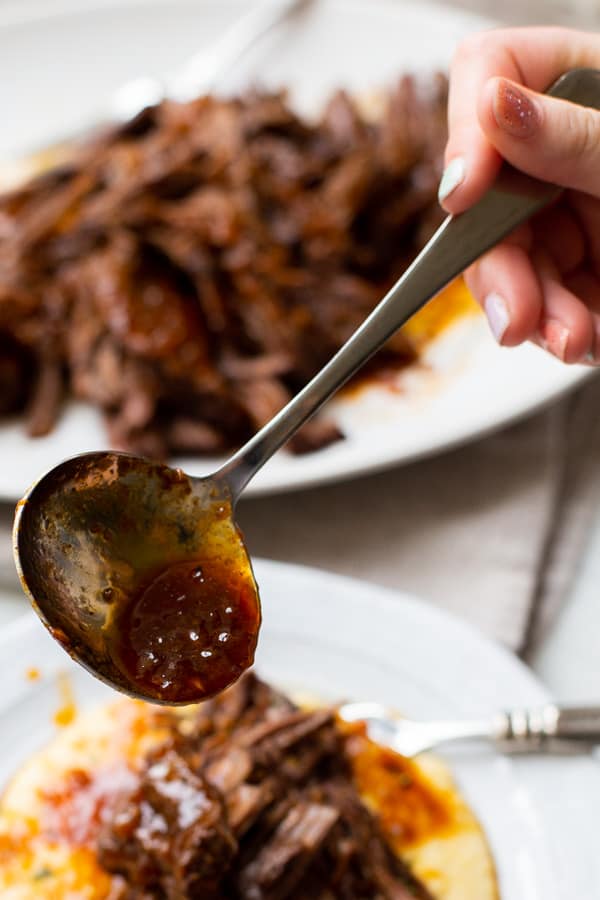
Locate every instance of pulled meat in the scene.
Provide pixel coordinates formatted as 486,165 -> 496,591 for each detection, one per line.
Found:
0,78 -> 447,457
100,749 -> 236,896
98,674 -> 434,899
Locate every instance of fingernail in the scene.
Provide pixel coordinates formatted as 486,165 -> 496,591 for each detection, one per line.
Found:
484,292 -> 510,344
438,157 -> 466,202
493,79 -> 540,139
539,319 -> 569,361
586,323 -> 600,364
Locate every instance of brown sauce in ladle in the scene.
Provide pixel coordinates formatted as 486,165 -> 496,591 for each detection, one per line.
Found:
15,452 -> 261,705
108,557 -> 260,703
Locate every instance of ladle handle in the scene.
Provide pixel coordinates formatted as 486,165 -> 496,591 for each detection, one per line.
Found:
216,69 -> 600,499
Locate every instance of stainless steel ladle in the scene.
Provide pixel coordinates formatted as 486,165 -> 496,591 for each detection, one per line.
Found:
14,69 -> 600,704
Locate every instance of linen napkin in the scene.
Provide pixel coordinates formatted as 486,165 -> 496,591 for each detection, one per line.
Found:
454,0 -> 600,28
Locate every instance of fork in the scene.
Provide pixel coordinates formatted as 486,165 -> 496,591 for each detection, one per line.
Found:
337,701 -> 600,757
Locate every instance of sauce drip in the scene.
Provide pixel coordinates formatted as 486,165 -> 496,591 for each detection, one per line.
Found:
106,558 -> 260,704
53,672 -> 77,728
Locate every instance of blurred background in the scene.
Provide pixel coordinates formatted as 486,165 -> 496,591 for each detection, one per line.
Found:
458,0 -> 599,25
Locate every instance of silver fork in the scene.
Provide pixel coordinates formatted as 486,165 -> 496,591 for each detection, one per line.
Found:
338,701 -> 600,757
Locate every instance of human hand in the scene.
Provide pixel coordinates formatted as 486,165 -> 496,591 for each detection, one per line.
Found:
439,27 -> 600,363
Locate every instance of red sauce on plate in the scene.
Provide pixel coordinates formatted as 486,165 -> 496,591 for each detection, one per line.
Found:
343,722 -> 454,849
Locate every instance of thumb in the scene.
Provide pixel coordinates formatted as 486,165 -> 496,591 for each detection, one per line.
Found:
478,76 -> 600,198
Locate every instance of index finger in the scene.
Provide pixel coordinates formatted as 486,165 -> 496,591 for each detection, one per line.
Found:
441,26 -> 600,213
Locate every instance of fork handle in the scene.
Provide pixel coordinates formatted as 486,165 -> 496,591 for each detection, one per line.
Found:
494,705 -> 600,746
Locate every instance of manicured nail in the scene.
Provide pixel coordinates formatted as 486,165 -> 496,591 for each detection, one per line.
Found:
586,323 -> 600,364
539,319 -> 569,361
493,79 -> 540,139
484,292 -> 510,344
438,157 -> 466,202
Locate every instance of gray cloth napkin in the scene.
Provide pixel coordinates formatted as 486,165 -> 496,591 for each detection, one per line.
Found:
1,375 -> 599,653
454,0 -> 600,28
234,374 -> 600,655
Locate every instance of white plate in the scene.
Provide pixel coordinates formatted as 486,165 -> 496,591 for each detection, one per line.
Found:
1,559 -> 599,898
0,0 -> 594,499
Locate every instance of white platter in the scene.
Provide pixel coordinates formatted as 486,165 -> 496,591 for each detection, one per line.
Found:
0,0 -> 594,499
1,559 -> 599,898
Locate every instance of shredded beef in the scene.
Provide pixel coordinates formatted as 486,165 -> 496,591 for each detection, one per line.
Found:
0,78 -> 446,457
98,673 -> 434,899
99,748 -> 236,897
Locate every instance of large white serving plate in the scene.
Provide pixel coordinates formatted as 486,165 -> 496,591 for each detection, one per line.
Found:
0,0 -> 594,498
1,559 -> 599,898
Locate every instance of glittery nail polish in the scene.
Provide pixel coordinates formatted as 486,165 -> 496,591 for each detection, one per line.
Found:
493,80 -> 540,139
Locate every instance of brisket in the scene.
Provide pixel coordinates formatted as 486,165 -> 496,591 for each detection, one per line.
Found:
0,79 -> 447,457
98,674 -> 435,900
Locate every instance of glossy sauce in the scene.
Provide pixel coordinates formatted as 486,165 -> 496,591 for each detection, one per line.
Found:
40,765 -> 138,848
106,557 -> 260,704
400,276 -> 479,347
36,711 -> 455,860
343,722 -> 454,849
